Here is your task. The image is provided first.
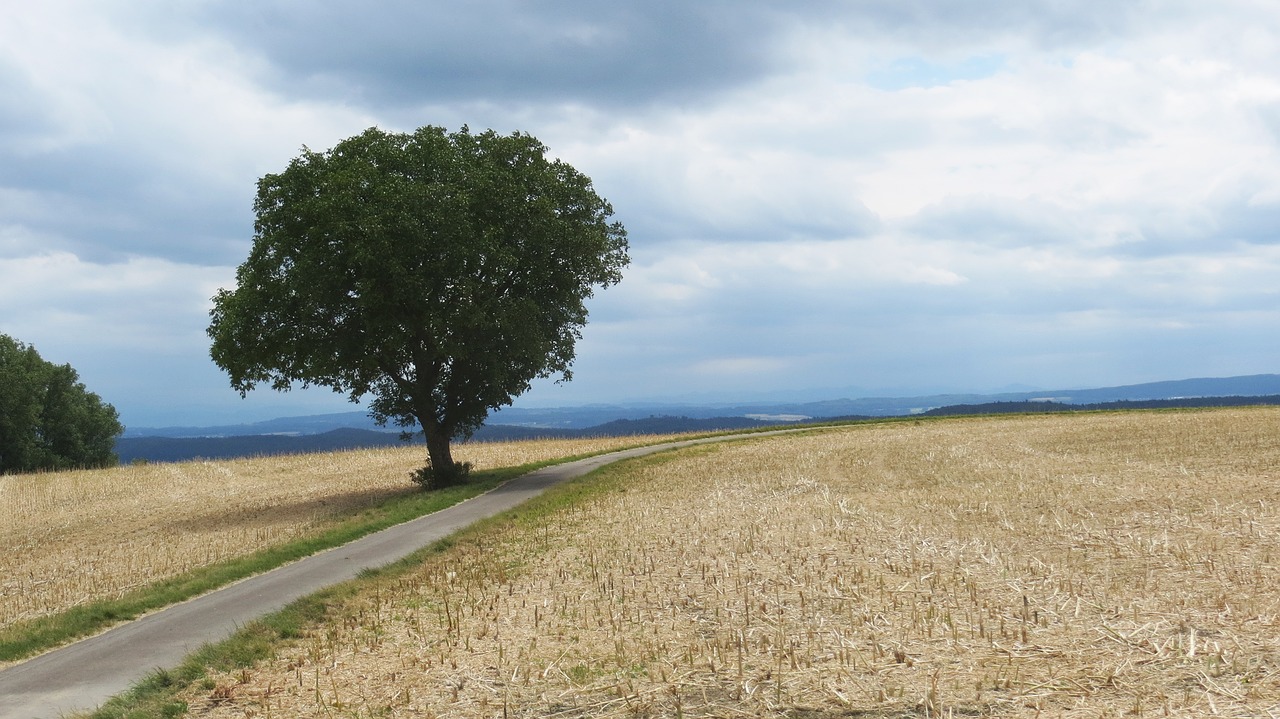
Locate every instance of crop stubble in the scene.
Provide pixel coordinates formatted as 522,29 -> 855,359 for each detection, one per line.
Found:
0,436 -> 672,631
179,409 -> 1280,718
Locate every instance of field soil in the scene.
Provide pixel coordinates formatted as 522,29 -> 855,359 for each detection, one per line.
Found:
174,408 -> 1280,718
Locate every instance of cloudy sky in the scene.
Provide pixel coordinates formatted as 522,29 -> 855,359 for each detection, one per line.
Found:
3,1 -> 1279,428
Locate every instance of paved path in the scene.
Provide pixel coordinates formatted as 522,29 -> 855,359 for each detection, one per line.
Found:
0,430 -> 803,718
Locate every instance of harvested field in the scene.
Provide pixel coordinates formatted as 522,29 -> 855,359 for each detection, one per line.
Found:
181,408 -> 1280,717
0,435 -> 678,630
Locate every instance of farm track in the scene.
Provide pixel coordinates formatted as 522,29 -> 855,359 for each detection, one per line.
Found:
0,428 -> 809,719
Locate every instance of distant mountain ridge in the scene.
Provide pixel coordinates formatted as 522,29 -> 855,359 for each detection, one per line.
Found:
123,373 -> 1280,439
921,394 -> 1280,417
113,374 -> 1280,464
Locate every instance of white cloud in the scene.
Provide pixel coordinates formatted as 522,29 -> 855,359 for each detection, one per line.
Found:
0,252 -> 227,352
0,2 -> 378,264
3,2 -> 1280,423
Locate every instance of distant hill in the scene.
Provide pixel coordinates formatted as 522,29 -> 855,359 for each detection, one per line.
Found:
758,373 -> 1280,419
119,412 -> 387,439
114,428 -> 414,463
122,374 -> 1280,438
921,395 -> 1280,417
114,416 -> 784,464
115,374 -> 1280,464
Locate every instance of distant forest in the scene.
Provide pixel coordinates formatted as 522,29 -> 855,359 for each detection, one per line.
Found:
114,395 -> 1280,465
919,395 -> 1280,416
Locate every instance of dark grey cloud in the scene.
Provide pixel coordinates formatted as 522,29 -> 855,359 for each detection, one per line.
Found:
188,0 -> 1167,113
0,146 -> 251,264
193,1 -> 788,109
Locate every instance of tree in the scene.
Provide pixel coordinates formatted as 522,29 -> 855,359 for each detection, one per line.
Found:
207,126 -> 629,487
0,334 -> 123,473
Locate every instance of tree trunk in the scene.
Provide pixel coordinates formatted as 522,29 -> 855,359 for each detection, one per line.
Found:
409,398 -> 469,488
424,424 -> 455,473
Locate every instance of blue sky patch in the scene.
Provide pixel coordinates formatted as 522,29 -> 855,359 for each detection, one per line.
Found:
865,54 -> 1007,90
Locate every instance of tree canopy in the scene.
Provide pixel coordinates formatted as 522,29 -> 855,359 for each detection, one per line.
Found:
0,334 -> 124,473
208,126 -> 629,486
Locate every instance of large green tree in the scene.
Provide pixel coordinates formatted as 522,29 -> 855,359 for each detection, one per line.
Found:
208,126 -> 629,486
0,334 -> 123,473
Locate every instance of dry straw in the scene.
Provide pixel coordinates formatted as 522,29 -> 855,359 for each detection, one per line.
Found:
0,435 -> 671,631
180,409 -> 1280,718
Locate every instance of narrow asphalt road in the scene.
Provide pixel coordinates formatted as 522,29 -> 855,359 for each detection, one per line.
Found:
0,429 -> 805,718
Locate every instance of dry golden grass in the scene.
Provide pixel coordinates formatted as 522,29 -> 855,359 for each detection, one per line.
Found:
181,408 -> 1280,718
0,435 -> 680,630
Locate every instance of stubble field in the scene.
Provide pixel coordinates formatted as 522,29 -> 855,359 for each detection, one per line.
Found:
173,408 -> 1280,718
0,435 -> 678,632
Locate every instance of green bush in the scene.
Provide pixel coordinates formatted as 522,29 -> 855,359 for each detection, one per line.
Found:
410,461 -> 473,490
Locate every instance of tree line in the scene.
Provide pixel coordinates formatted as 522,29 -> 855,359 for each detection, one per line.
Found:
0,334 -> 122,473
920,396 -> 1280,416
